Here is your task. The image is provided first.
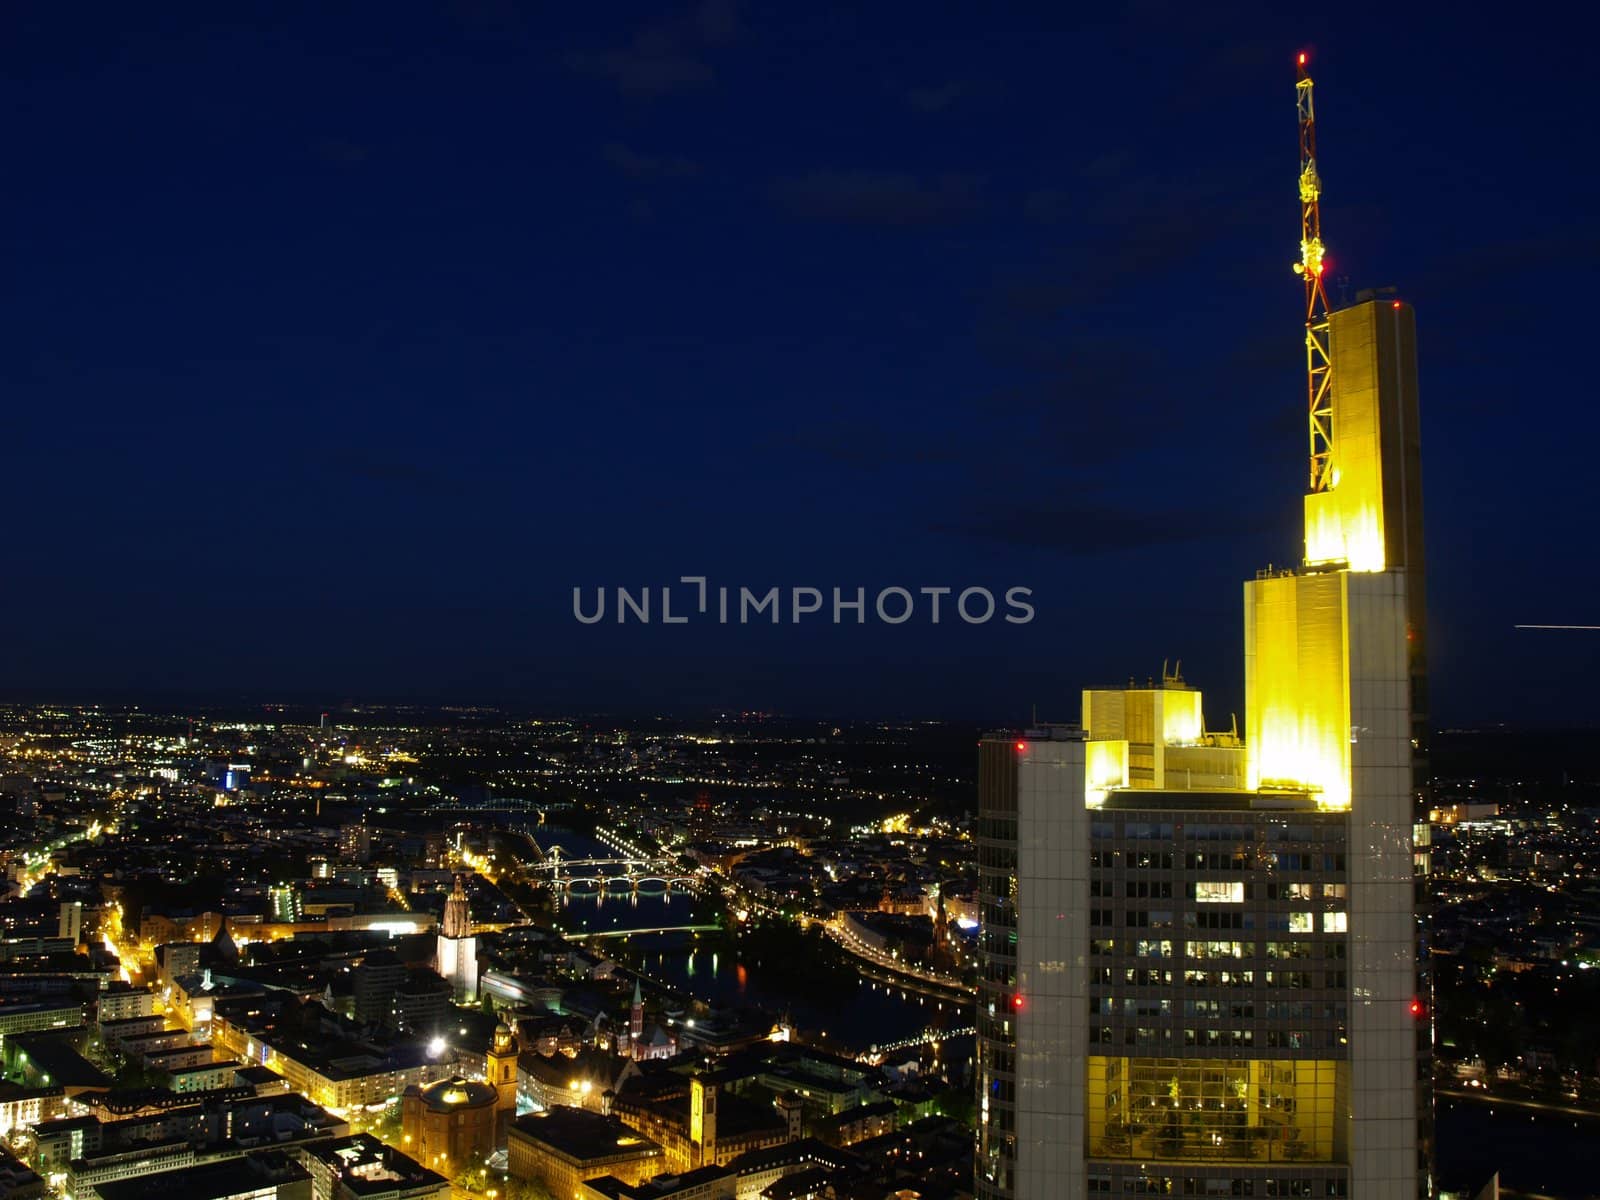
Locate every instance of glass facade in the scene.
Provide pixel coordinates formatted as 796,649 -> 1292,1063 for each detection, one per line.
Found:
1087,1057 -> 1342,1163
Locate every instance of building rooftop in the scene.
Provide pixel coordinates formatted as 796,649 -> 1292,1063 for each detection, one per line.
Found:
32,1114 -> 100,1135
7,1031 -> 111,1089
725,1137 -> 856,1176
94,1152 -> 309,1200
232,1065 -> 283,1087
582,1164 -> 733,1199
407,1075 -> 495,1112
301,1133 -> 447,1198
510,1106 -> 663,1165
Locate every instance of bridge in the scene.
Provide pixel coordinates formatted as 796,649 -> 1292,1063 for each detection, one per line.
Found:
526,854 -> 698,895
529,857 -> 666,871
860,1025 -> 976,1062
561,924 -> 721,941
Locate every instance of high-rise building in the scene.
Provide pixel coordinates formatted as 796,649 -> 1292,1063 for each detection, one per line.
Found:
352,949 -> 405,1027
339,822 -> 372,865
976,292 -> 1428,1200
57,901 -> 82,943
434,875 -> 478,1004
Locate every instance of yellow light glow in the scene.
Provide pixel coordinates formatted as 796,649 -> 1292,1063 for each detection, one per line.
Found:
1244,572 -> 1350,809
1085,740 -> 1129,808
1087,1055 -> 1341,1164
1160,690 -> 1204,746
1303,302 -> 1408,573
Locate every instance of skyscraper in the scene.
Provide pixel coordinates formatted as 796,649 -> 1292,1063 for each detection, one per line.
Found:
435,875 -> 478,1004
975,298 -> 1427,1198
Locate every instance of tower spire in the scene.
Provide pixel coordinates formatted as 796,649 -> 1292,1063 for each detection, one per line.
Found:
1295,52 -> 1335,494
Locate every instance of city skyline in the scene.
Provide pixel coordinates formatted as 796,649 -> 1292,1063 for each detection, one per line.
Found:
4,5 -> 1597,723
0,10 -> 1594,1200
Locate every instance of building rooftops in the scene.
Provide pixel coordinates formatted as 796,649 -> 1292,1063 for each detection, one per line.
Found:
582,1164 -> 733,1199
94,1152 -> 309,1200
300,1133 -> 447,1197
510,1106 -> 663,1165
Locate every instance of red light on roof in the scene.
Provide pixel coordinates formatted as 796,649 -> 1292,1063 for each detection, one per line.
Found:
1013,995 -> 1025,1010
1298,53 -> 1307,65
1015,741 -> 1026,753
1409,999 -> 1423,1017
1393,300 -> 1403,309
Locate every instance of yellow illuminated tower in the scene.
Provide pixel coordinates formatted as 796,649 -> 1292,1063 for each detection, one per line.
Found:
690,1076 -> 718,1168
487,1017 -> 519,1137
975,56 -> 1430,1200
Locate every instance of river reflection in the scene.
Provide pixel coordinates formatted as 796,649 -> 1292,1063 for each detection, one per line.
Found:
1436,1098 -> 1600,1198
544,830 -> 971,1058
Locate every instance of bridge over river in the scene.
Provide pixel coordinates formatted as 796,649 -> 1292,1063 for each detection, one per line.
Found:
525,849 -> 699,895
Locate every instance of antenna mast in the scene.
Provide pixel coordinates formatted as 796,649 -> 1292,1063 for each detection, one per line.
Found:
1295,53 -> 1334,494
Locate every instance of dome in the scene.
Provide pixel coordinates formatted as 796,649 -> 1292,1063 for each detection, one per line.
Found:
415,1075 -> 496,1113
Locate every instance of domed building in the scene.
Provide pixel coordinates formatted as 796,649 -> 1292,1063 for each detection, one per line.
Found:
401,1075 -> 498,1175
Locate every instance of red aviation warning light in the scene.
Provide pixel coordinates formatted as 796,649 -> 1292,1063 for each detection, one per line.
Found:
1015,741 -> 1026,753
1013,994 -> 1025,1011
1409,998 -> 1424,1017
1298,52 -> 1307,65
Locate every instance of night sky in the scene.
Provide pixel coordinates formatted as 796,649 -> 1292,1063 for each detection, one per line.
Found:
4,3 -> 1594,725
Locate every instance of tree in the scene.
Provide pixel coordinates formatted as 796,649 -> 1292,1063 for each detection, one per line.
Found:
500,1177 -> 556,1200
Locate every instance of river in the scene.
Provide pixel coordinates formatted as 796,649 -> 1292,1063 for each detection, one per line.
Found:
538,829 -> 972,1058
1436,1097 -> 1600,1198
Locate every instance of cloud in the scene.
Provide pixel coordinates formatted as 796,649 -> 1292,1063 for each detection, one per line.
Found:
773,170 -> 984,228
599,142 -> 699,179
569,2 -> 737,97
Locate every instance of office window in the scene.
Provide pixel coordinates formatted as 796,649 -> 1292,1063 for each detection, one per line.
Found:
1195,881 -> 1245,904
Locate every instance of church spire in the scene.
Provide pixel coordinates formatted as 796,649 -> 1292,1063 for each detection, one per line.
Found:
441,874 -> 472,939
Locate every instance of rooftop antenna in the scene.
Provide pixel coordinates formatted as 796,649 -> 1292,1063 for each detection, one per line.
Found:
1295,51 -> 1335,495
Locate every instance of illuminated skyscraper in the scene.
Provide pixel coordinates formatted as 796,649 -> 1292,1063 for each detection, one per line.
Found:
435,875 -> 478,1004
975,291 -> 1428,1200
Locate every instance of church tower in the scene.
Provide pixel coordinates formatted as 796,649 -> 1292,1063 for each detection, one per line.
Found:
629,979 -> 644,1060
690,1076 -> 718,1168
487,1017 -> 518,1133
434,875 -> 478,1004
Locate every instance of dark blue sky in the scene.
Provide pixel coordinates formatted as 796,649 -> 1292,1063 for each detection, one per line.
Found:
3,2 -> 1594,725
